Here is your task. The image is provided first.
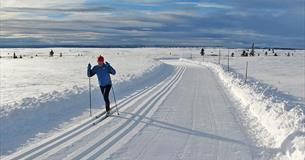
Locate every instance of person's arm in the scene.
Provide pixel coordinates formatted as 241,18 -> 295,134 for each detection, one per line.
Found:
109,66 -> 116,75
105,62 -> 116,75
87,64 -> 96,77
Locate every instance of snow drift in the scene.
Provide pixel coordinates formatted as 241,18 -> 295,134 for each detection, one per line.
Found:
181,58 -> 305,160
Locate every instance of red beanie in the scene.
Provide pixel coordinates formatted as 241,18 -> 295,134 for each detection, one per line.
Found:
97,55 -> 104,63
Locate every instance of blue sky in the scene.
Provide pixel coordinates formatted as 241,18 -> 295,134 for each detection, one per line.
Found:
1,0 -> 304,48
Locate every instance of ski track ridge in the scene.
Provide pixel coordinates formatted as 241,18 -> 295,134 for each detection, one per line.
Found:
5,84 -> 154,160
32,67 -> 184,160
70,66 -> 185,160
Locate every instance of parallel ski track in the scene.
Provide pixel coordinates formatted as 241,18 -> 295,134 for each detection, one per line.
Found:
4,66 -> 184,160
67,66 -> 185,160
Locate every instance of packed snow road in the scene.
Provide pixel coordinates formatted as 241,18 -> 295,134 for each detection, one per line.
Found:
4,60 -> 256,160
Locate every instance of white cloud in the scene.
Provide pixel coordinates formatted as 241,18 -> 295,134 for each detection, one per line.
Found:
197,2 -> 232,9
225,11 -> 249,17
176,2 -> 232,9
199,28 -> 265,38
0,0 -> 303,48
2,0 -> 84,8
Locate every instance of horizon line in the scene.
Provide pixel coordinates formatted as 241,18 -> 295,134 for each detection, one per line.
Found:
0,45 -> 304,50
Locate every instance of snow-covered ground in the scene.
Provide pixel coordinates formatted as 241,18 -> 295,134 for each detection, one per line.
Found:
182,48 -> 305,159
199,48 -> 305,100
0,48 -> 167,115
0,48 -> 175,155
1,48 -> 304,159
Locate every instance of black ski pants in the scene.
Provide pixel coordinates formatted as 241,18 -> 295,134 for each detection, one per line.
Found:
100,84 -> 112,112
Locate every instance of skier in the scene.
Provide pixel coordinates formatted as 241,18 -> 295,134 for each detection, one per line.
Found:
13,52 -> 18,59
200,48 -> 205,56
50,50 -> 54,57
87,55 -> 116,115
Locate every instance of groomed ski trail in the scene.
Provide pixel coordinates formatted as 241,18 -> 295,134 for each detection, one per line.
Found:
4,59 -> 258,160
106,60 -> 256,160
4,64 -> 186,160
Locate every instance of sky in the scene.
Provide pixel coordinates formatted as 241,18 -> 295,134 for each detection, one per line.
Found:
0,0 -> 304,48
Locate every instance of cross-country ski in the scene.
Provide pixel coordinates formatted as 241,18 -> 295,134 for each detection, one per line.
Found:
93,110 -> 118,126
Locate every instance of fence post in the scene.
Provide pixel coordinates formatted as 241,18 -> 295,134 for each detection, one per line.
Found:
227,49 -> 230,72
218,48 -> 221,64
245,61 -> 248,82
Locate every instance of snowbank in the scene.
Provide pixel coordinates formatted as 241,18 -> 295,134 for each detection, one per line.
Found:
181,58 -> 305,160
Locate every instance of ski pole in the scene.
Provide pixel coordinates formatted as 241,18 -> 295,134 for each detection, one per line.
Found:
89,76 -> 92,117
111,86 -> 119,115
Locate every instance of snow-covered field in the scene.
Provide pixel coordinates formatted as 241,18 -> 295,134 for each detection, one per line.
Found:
200,48 -> 305,100
0,48 -> 168,114
0,48 -> 304,159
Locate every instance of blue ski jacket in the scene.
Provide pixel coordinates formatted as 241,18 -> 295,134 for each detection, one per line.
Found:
87,62 -> 116,87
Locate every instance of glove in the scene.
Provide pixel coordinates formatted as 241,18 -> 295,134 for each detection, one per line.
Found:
87,63 -> 92,77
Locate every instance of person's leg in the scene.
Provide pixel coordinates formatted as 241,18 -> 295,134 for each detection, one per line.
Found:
100,85 -> 109,112
103,85 -> 112,112
100,85 -> 106,95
